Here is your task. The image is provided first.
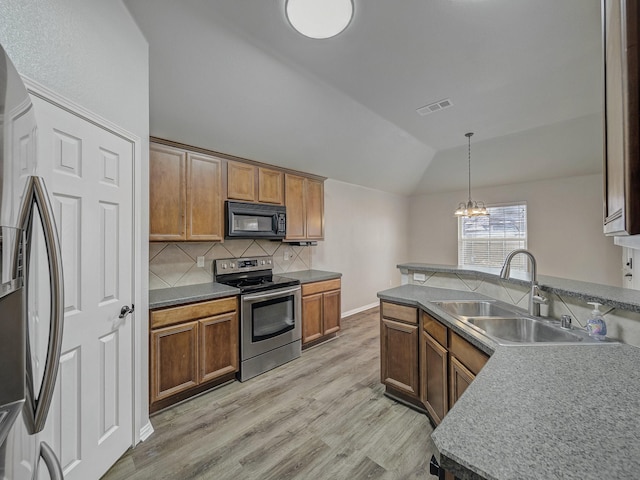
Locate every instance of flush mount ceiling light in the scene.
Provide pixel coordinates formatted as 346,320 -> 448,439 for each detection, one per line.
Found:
285,0 -> 354,39
454,132 -> 489,217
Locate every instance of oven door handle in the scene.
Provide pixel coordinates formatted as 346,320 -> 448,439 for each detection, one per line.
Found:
242,286 -> 300,302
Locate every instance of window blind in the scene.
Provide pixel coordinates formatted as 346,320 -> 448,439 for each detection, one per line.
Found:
458,203 -> 528,271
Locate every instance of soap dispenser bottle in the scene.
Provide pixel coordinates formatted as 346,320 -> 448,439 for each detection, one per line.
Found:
586,302 -> 607,340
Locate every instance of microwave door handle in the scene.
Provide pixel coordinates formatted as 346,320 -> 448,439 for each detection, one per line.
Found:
242,286 -> 300,302
20,176 -> 65,434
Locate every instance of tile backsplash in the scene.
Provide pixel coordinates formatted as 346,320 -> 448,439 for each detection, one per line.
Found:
149,239 -> 312,290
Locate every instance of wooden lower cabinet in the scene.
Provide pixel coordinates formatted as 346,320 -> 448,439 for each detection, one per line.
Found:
301,279 -> 341,347
417,311 -> 490,424
449,356 -> 474,406
380,301 -> 420,400
150,321 -> 199,402
150,297 -> 238,412
421,331 -> 448,425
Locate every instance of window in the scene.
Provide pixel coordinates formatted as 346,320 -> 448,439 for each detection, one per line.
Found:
458,203 -> 528,271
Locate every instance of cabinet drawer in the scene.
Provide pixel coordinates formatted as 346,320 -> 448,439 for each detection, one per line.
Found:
422,312 -> 447,347
302,278 -> 341,296
449,332 -> 489,376
381,301 -> 417,325
151,296 -> 237,329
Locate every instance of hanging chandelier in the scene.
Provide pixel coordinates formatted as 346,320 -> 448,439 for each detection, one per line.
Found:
454,132 -> 488,217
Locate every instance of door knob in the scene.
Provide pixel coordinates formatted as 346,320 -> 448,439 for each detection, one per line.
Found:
119,305 -> 135,319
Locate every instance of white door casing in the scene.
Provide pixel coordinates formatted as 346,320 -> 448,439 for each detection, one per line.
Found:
30,94 -> 135,480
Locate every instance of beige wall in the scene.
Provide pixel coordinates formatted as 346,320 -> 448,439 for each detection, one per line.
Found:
409,174 -> 622,287
312,179 -> 410,315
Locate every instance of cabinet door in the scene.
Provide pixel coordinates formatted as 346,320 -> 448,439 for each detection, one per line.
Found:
258,167 -> 284,205
306,179 -> 324,240
421,331 -> 448,425
322,289 -> 341,335
285,173 -> 306,240
199,312 -> 238,383
302,293 -> 323,344
603,0 -> 640,235
187,153 -> 223,241
149,144 -> 186,241
150,321 -> 198,404
380,318 -> 419,398
449,355 -> 475,408
227,161 -> 256,201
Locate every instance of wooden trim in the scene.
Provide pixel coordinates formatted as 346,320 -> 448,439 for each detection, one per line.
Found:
301,278 -> 341,296
381,301 -> 418,324
448,332 -> 489,376
422,311 -> 448,347
150,297 -> 237,329
150,136 -> 327,182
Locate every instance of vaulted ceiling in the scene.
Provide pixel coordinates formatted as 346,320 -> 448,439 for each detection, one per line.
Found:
125,0 -> 603,195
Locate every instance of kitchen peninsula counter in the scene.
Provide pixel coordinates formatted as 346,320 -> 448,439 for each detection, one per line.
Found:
378,284 -> 640,480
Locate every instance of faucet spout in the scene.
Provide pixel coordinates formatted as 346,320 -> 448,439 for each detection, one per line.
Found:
499,249 -> 546,316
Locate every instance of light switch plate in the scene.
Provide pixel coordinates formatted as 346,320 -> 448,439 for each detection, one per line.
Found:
413,273 -> 426,282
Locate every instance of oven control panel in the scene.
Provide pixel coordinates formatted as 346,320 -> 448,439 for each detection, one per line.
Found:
214,256 -> 273,276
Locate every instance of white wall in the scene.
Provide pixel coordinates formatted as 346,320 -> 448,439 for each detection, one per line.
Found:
312,179 -> 410,315
409,174 -> 622,287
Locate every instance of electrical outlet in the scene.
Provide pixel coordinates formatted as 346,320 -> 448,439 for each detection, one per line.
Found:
197,256 -> 205,267
284,250 -> 291,261
413,273 -> 426,282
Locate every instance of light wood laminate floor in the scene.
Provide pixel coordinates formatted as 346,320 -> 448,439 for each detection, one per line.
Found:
102,307 -> 435,480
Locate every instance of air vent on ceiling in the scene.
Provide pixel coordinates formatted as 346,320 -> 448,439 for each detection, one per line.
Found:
416,98 -> 453,116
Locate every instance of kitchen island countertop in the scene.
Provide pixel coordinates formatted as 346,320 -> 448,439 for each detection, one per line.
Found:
377,284 -> 640,480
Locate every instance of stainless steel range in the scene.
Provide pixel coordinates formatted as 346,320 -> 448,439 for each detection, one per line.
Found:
214,256 -> 301,382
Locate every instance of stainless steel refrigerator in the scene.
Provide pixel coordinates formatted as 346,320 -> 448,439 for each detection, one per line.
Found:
0,44 -> 65,479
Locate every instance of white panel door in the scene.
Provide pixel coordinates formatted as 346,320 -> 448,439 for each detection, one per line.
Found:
30,95 -> 134,480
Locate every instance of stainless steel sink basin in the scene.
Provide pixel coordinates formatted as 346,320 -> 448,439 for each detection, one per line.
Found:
432,300 -> 517,319
467,317 -> 588,343
431,299 -> 604,345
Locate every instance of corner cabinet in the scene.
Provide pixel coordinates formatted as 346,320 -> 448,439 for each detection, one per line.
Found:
149,142 -> 223,241
603,0 -> 640,235
380,301 -> 420,403
149,296 -> 238,413
285,174 -> 324,241
301,278 -> 341,347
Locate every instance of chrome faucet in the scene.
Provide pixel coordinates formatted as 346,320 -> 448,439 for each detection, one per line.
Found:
499,249 -> 548,316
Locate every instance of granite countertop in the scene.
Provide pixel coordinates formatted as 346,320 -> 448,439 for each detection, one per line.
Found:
281,269 -> 342,284
398,263 -> 640,313
377,284 -> 640,480
149,283 -> 240,309
149,270 -> 341,309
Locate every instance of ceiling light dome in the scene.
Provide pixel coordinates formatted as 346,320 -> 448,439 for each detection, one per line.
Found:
286,0 -> 354,39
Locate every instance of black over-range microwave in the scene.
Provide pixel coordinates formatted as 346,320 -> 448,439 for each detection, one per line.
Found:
225,201 -> 286,239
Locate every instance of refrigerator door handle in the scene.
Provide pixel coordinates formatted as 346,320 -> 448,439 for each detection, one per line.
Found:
19,176 -> 65,434
39,441 -> 64,480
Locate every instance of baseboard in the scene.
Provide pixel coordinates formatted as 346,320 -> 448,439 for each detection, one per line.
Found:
342,301 -> 379,318
139,421 -> 155,442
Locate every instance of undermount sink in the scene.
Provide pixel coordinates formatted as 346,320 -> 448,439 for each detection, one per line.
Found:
432,300 -> 601,345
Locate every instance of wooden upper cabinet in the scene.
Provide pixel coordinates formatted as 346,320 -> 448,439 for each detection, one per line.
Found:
149,144 -> 186,241
306,179 -> 324,240
187,153 -> 223,241
285,174 -> 306,240
227,161 -> 256,202
150,142 -> 223,241
603,0 -> 640,235
227,162 -> 284,205
258,167 -> 284,204
284,174 -> 324,241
